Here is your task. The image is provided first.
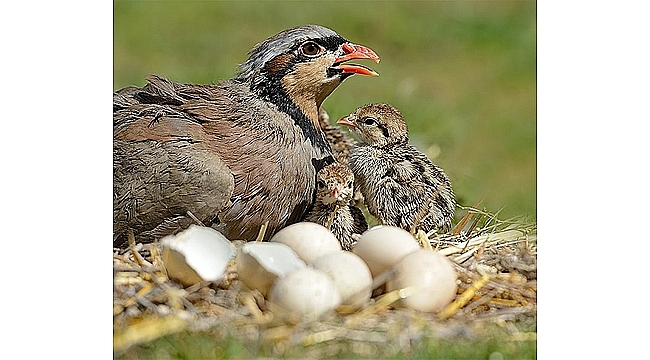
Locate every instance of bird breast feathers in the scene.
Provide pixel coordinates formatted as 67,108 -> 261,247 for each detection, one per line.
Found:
352,144 -> 441,185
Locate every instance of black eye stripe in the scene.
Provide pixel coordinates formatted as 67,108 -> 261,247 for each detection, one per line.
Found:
379,124 -> 389,138
358,114 -> 389,138
317,35 -> 347,51
293,35 -> 346,53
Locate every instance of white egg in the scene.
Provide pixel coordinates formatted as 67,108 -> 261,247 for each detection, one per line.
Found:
268,267 -> 341,320
311,251 -> 372,309
386,249 -> 458,313
236,242 -> 307,296
160,225 -> 236,287
270,222 -> 342,264
352,225 -> 421,277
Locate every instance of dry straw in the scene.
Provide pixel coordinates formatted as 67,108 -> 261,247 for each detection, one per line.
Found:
113,204 -> 536,355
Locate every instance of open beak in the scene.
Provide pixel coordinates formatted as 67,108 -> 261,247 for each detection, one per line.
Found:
337,115 -> 356,128
333,42 -> 380,77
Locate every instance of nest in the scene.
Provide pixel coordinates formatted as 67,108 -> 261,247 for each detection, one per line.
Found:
113,206 -> 536,356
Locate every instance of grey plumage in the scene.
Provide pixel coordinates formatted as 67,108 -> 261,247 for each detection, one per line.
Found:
305,162 -> 368,250
113,25 -> 379,247
338,103 -> 455,234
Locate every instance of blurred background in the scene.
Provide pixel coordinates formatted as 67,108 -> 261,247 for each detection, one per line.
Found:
114,1 -> 536,221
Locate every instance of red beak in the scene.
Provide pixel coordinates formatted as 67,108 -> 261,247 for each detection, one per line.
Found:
333,42 -> 380,77
337,116 -> 356,128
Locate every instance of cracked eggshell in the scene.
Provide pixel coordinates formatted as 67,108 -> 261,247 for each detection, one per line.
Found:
311,251 -> 372,309
386,249 -> 458,313
352,225 -> 421,277
268,267 -> 341,320
236,242 -> 307,296
270,222 -> 341,264
160,225 -> 236,287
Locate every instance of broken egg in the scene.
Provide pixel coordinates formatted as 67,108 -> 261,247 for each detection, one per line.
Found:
352,225 -> 421,277
386,249 -> 458,313
267,267 -> 341,320
160,225 -> 236,287
311,251 -> 372,309
270,222 -> 341,264
236,242 -> 307,296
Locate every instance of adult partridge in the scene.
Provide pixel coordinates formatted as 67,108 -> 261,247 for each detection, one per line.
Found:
113,25 -> 379,247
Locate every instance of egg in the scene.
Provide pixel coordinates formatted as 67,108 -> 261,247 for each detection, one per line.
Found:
386,249 -> 458,313
267,267 -> 341,320
160,225 -> 236,287
352,225 -> 421,277
270,222 -> 341,264
311,251 -> 372,308
236,242 -> 307,296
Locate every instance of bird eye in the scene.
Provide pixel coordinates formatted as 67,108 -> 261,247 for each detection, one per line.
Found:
317,180 -> 326,189
300,41 -> 322,57
363,117 -> 377,126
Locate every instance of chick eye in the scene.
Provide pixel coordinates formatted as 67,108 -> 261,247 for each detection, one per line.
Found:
363,117 -> 377,126
300,41 -> 322,57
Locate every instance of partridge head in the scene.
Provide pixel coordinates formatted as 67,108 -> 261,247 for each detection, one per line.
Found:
238,25 -> 380,116
338,103 -> 408,147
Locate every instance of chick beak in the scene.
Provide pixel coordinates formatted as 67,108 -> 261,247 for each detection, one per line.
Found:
333,43 -> 380,76
337,115 -> 356,129
330,188 -> 341,200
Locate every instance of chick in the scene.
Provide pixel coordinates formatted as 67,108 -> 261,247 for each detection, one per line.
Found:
305,162 -> 368,250
337,103 -> 455,234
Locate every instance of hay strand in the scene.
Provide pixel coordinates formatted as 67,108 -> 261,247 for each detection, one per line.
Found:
114,206 -> 536,356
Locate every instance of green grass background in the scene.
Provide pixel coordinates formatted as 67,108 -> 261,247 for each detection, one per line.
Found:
114,0 -> 536,221
117,324 -> 537,359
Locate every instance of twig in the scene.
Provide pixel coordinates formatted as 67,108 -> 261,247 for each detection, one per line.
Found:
186,210 -> 205,226
255,221 -> 269,242
345,287 -> 416,326
452,197 -> 483,235
326,204 -> 341,230
438,274 -> 490,320
128,230 -> 149,267
416,229 -> 433,250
